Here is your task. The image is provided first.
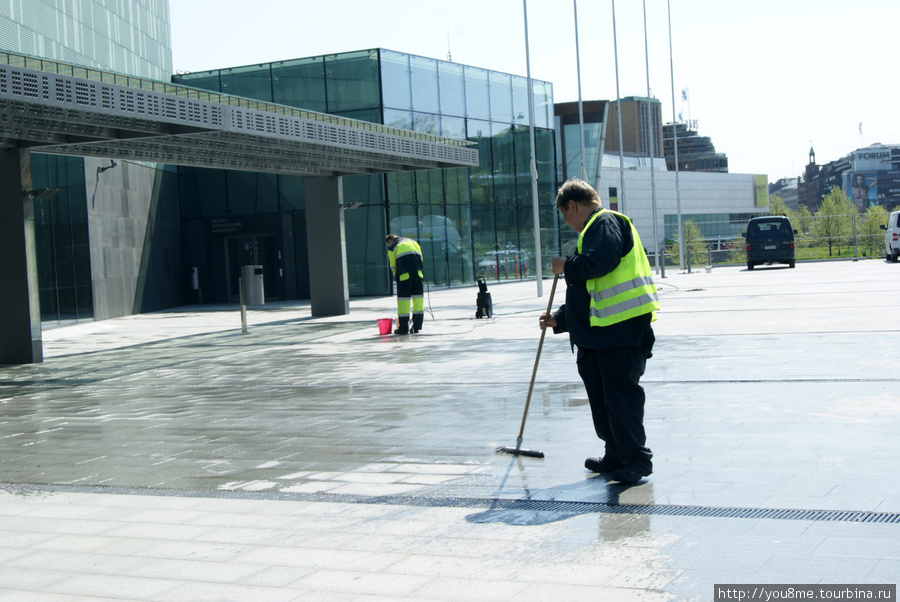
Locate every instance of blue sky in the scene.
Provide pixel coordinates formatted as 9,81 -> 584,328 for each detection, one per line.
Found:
170,0 -> 899,182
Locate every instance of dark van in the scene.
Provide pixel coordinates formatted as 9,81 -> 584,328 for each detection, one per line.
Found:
744,216 -> 796,270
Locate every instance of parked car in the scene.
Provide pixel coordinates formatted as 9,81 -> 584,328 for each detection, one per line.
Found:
478,246 -> 530,278
420,215 -> 463,254
389,216 -> 422,239
881,210 -> 900,262
744,215 -> 796,270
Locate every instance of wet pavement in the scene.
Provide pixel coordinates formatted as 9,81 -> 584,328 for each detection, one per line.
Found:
1,260 -> 899,600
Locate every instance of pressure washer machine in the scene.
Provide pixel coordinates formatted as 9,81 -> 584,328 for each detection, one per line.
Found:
475,277 -> 493,319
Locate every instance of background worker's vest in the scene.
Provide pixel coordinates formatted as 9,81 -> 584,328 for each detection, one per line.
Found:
577,209 -> 659,327
388,238 -> 423,281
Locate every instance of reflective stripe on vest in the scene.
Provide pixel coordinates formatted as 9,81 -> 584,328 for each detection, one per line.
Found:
389,238 -> 423,281
577,209 -> 659,327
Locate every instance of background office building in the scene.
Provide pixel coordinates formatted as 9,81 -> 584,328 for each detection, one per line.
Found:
555,97 -> 767,259
663,122 -> 729,173
843,145 -> 900,212
555,97 -> 666,185
172,50 -> 556,302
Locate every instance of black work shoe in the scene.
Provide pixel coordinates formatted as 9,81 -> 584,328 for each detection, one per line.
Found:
611,466 -> 650,484
584,456 -> 623,473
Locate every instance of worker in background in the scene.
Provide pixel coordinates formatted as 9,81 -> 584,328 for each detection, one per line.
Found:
539,178 -> 658,484
385,233 -> 425,335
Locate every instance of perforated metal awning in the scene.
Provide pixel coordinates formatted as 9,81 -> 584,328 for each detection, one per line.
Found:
0,52 -> 478,175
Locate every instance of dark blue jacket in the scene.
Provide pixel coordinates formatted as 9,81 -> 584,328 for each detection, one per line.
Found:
553,209 -> 654,355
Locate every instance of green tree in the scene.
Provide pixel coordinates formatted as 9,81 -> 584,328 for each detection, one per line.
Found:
666,219 -> 707,268
859,204 -> 888,258
811,188 -> 855,257
729,235 -> 746,263
767,193 -> 814,252
768,193 -> 790,218
793,204 -> 814,249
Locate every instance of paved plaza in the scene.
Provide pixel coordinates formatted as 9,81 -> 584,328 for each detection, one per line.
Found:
1,259 -> 898,600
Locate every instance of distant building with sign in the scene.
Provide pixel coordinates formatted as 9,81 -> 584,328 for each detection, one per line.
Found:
844,145 -> 900,212
799,144 -> 900,213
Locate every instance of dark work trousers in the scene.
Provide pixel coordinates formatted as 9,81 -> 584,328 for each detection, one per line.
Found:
395,275 -> 424,333
576,345 -> 653,473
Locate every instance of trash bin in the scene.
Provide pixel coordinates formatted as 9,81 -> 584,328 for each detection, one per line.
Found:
241,264 -> 265,306
188,267 -> 202,304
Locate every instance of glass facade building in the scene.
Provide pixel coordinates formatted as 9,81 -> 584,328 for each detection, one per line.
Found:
2,0 -> 173,324
555,100 -> 608,187
172,49 -> 556,299
0,0 -> 173,80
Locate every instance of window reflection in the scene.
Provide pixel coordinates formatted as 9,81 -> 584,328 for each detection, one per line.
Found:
381,50 -> 411,110
219,64 -> 274,102
410,55 -> 439,114
440,115 -> 466,140
489,72 -> 513,124
533,80 -> 553,129
412,112 -> 440,135
512,76 -> 528,125
438,62 -> 465,117
272,57 -> 327,112
464,66 -> 490,121
384,108 -> 413,130
325,50 -> 380,113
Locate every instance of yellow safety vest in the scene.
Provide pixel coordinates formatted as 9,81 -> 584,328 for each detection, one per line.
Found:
577,209 -> 659,327
388,238 -> 424,281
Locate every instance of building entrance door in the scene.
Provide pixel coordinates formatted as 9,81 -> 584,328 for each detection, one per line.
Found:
225,234 -> 278,302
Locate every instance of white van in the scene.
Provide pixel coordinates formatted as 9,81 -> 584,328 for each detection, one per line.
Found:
882,211 -> 900,262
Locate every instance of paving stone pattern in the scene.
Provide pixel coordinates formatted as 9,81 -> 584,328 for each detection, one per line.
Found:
1,260 -> 899,600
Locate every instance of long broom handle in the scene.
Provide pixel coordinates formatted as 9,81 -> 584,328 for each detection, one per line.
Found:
516,273 -> 560,441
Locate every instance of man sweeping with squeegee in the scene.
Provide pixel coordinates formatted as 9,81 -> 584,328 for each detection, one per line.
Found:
539,178 -> 659,484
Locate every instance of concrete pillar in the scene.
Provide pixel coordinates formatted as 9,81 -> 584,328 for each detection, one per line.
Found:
304,176 -> 350,316
0,149 -> 43,364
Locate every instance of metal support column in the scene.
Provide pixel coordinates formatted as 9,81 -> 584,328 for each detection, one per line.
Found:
305,176 -> 350,316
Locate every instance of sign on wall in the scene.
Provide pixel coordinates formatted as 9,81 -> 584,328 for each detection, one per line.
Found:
852,149 -> 892,172
754,175 -> 768,207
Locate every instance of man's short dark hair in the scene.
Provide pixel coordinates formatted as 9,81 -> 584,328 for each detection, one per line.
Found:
385,234 -> 398,245
555,178 -> 600,211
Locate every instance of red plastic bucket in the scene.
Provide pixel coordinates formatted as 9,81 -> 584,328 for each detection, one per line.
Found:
377,318 -> 393,335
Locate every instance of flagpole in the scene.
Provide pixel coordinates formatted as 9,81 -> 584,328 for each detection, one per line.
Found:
612,0 -> 626,214
523,0 -> 543,297
643,0 -> 663,278
667,0 -> 684,270
574,0 -> 587,182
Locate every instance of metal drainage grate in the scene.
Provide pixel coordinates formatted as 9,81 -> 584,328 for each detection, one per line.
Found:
319,494 -> 900,524
2,483 -> 899,524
